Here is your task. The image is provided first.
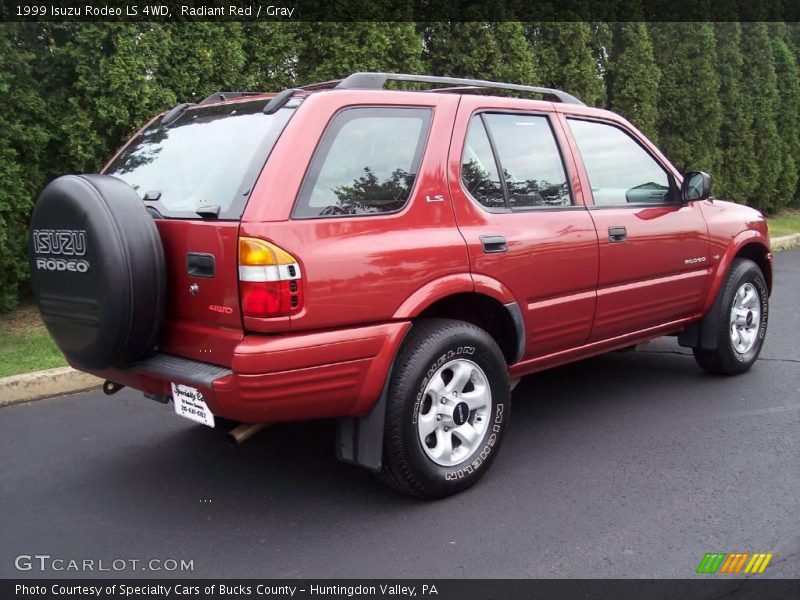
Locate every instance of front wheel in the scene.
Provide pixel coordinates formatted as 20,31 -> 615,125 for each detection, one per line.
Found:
693,258 -> 769,375
380,319 -> 511,499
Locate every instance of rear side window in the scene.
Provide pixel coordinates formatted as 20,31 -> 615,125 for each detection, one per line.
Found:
105,99 -> 297,219
484,114 -> 571,208
461,113 -> 572,210
461,117 -> 505,208
293,107 -> 431,218
567,118 -> 674,206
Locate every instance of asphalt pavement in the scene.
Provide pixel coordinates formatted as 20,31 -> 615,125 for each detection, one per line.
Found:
1,250 -> 798,579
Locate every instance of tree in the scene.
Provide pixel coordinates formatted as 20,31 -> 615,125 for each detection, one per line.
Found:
606,20 -> 660,141
740,22 -> 782,213
770,23 -> 800,210
239,22 -> 298,89
528,22 -> 605,106
423,22 -> 536,84
156,23 -> 249,102
297,23 -> 423,83
0,25 -> 50,311
649,22 -> 721,174
54,24 -> 177,172
713,20 -> 756,203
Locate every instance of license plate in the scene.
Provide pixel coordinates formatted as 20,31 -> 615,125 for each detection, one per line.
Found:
171,383 -> 215,428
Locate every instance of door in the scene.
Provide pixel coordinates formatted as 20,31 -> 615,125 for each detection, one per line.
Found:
102,97 -> 299,366
448,97 -> 599,359
562,116 -> 710,341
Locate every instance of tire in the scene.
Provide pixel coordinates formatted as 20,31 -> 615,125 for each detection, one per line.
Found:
380,319 -> 511,499
28,174 -> 166,370
692,258 -> 769,375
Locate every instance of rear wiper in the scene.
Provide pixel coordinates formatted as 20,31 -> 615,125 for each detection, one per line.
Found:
196,204 -> 221,219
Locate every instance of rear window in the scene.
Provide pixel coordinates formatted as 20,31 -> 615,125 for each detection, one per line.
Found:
293,107 -> 432,219
104,99 -> 297,219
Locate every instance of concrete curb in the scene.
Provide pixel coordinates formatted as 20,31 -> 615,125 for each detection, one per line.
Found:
0,367 -> 102,407
772,233 -> 800,251
1,232 -> 798,408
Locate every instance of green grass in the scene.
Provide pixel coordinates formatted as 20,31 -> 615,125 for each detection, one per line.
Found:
769,209 -> 800,238
0,306 -> 66,378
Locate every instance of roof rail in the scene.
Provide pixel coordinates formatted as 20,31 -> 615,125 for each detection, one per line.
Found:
334,72 -> 585,105
299,79 -> 343,91
198,91 -> 264,105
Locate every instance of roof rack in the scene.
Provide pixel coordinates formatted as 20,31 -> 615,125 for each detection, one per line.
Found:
299,79 -> 343,91
198,91 -> 264,105
333,72 -> 585,105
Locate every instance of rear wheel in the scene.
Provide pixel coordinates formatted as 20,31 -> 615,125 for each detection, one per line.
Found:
380,319 -> 511,499
692,258 -> 768,375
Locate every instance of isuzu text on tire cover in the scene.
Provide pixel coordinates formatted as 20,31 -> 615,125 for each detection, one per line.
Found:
28,73 -> 772,498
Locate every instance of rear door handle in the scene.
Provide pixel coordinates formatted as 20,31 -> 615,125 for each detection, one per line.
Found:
608,226 -> 627,243
186,252 -> 215,278
481,235 -> 507,253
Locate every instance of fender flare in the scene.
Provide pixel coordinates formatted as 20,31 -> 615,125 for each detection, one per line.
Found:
340,274 -> 524,471
680,230 -> 770,350
702,230 -> 770,314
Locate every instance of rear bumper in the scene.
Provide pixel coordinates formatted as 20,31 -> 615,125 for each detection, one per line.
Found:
86,321 -> 410,423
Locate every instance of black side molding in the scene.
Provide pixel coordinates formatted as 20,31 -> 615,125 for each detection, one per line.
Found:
504,301 -> 526,364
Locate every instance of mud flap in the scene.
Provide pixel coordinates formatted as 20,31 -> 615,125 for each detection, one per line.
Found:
336,375 -> 390,472
337,321 -> 416,472
678,289 -> 723,350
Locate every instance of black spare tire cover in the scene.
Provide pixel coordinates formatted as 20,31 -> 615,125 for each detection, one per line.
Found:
28,174 -> 166,370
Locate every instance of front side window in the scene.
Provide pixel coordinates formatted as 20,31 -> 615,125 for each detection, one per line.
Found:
293,107 -> 431,218
567,118 -> 674,206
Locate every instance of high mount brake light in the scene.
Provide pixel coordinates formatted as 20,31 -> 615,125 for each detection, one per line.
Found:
238,237 -> 303,318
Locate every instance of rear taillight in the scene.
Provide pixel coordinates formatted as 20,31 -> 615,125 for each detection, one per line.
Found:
238,237 -> 303,318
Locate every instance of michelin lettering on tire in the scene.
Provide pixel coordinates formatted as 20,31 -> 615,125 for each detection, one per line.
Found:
32,229 -> 90,273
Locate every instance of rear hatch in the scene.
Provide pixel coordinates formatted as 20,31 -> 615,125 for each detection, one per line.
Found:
103,97 -> 298,366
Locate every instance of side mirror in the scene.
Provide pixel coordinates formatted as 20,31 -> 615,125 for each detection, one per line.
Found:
681,171 -> 711,203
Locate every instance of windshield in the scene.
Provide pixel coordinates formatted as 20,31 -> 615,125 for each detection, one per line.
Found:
104,98 -> 297,219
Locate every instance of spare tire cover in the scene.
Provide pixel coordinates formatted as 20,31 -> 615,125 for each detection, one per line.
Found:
28,174 -> 166,370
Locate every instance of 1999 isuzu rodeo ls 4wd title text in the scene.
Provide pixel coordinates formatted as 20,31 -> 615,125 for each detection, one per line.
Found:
28,73 -> 771,498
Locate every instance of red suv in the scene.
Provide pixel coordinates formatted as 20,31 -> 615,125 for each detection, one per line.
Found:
29,73 -> 771,498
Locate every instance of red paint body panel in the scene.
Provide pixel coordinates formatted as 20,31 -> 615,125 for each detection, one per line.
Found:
555,111 -> 711,340
448,97 -> 599,358
90,87 -> 771,425
87,320 -> 411,423
153,220 -> 243,366
240,91 -> 469,332
585,205 -> 710,340
698,200 -> 771,311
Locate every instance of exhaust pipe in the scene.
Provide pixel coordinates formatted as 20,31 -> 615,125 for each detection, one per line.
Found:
103,380 -> 125,395
226,422 -> 270,446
